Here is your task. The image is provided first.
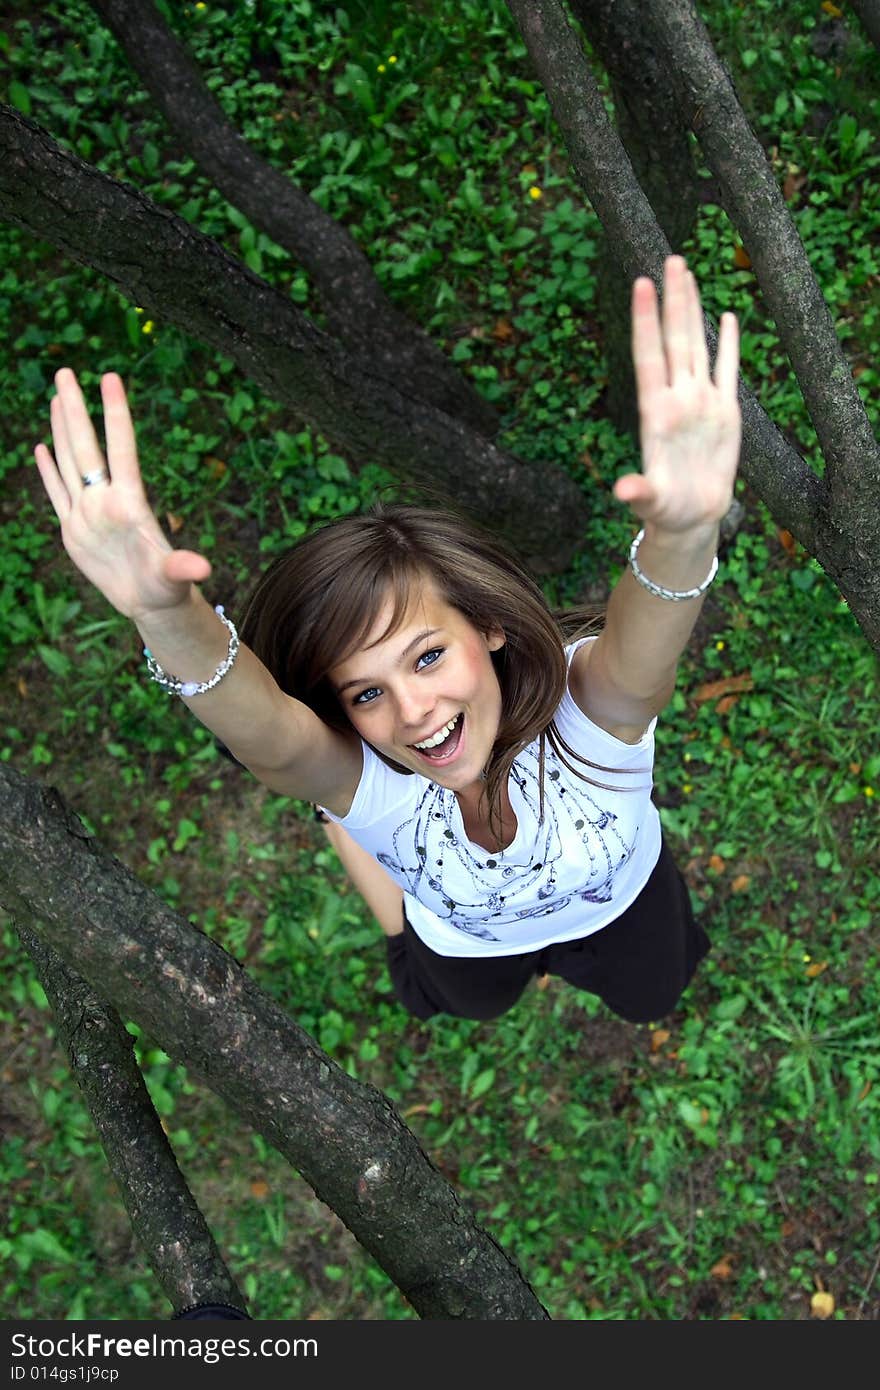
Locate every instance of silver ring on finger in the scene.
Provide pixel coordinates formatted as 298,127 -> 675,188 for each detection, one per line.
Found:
82,468 -> 111,487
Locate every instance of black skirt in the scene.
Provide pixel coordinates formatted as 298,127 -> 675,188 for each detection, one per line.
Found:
385,836 -> 709,1023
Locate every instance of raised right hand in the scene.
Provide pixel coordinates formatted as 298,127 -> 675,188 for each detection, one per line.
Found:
34,369 -> 212,621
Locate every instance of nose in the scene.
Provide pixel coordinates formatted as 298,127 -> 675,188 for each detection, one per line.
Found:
395,681 -> 435,730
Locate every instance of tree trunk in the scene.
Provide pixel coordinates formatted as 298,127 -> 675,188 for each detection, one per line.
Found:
16,924 -> 248,1317
570,0 -> 701,434
0,106 -> 588,575
87,0 -> 499,439
0,764 -> 550,1321
635,0 -> 880,641
637,1 -> 880,510
505,0 -> 880,654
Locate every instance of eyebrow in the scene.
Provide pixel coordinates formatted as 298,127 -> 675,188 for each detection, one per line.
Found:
335,628 -> 442,696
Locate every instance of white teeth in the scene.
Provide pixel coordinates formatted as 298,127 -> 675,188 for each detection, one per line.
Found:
412,715 -> 459,750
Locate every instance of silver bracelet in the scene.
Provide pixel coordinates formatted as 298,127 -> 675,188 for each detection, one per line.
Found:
628,528 -> 718,602
144,605 -> 240,698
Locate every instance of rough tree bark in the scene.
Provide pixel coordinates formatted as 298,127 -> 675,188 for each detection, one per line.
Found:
0,107 -> 588,575
505,0 -> 880,653
0,765 -> 549,1321
87,0 -> 499,439
15,924 -> 248,1317
569,0 -> 702,432
636,0 -> 880,605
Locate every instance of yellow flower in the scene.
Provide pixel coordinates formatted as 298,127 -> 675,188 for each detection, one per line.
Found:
865,786 -> 875,798
528,185 -> 542,200
716,640 -> 725,650
195,2 -> 206,8
142,320 -> 155,334
377,63 -> 386,73
134,306 -> 144,314
682,783 -> 693,795
389,55 -> 398,63
803,953 -> 811,963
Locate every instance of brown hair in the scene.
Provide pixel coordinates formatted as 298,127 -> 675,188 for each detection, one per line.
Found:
239,502 -> 645,841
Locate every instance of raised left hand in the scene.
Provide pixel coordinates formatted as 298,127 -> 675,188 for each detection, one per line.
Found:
613,255 -> 741,534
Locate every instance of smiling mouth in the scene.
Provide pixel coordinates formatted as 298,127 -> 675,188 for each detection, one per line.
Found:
409,713 -> 464,761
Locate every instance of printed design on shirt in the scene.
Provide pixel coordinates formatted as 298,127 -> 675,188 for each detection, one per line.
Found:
376,741 -> 637,940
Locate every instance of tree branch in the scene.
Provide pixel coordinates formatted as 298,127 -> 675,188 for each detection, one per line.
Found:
86,0 -> 498,438
507,0 -> 669,280
570,0 -> 700,250
569,0 -> 702,431
0,105 -> 587,573
504,0 -> 824,555
636,0 -> 880,538
0,765 -> 550,1320
14,922 -> 248,1317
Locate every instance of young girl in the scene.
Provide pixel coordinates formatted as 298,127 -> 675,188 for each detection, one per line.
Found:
34,256 -> 740,1026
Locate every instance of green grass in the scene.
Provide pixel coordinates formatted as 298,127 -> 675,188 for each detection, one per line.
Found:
1,0 -> 879,1321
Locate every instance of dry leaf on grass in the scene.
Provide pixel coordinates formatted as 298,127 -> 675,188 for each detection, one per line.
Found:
491,318 -> 514,342
694,674 -> 755,704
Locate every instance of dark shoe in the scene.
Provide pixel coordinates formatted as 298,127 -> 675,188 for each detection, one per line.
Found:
173,1302 -> 250,1320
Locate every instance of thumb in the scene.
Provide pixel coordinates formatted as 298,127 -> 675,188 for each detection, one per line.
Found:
163,549 -> 212,585
613,474 -> 658,515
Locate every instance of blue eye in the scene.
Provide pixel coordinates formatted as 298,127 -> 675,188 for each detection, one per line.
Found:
351,648 -> 443,707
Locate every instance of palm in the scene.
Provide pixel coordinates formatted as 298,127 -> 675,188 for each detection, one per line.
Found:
614,258 -> 741,533
61,485 -> 178,614
35,370 -> 210,620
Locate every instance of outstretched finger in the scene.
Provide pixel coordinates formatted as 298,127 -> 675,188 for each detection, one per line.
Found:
660,256 -> 692,380
632,276 -> 668,404
34,442 -> 72,523
713,312 -> 740,398
48,389 -> 82,496
101,373 -> 144,491
686,272 -> 710,380
53,368 -> 108,484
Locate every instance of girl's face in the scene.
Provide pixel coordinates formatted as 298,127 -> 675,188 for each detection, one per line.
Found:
329,579 -> 505,798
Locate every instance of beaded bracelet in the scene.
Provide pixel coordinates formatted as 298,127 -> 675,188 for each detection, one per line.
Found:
628,528 -> 718,602
144,605 -> 240,698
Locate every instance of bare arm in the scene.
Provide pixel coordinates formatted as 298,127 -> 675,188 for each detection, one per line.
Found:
135,586 -> 362,810
571,258 -> 741,738
570,521 -> 717,742
34,369 -> 361,813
